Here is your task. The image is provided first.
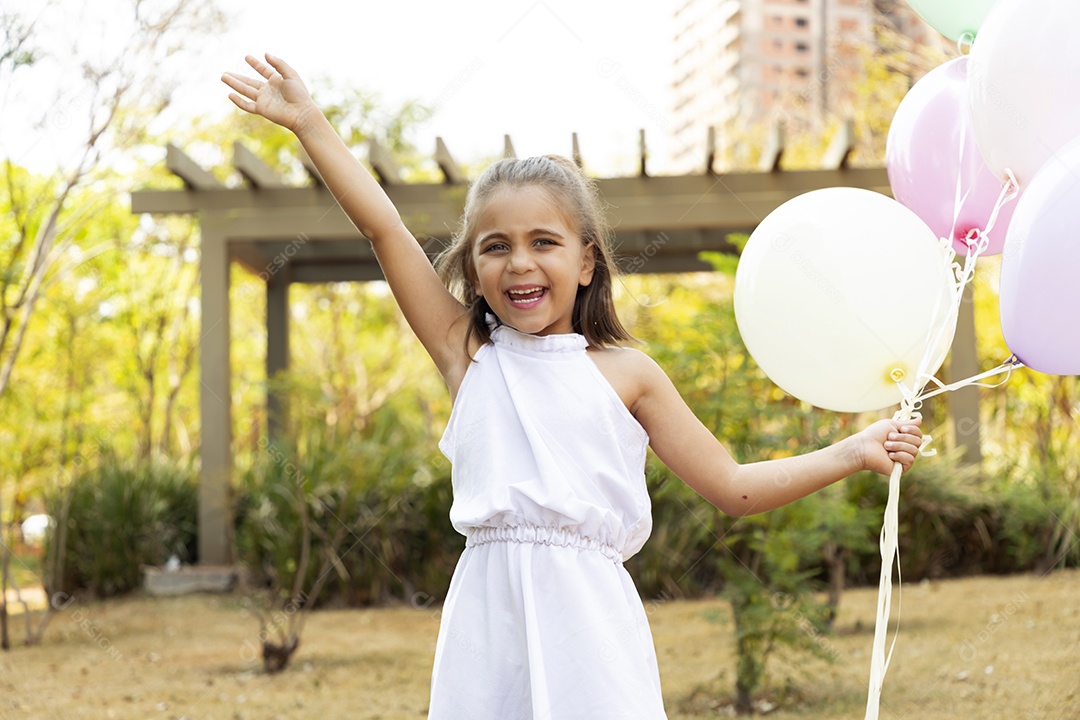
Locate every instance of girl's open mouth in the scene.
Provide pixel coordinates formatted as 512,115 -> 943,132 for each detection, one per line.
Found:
506,287 -> 547,308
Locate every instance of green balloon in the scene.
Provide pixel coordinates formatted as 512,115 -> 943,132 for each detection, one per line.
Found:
907,0 -> 999,42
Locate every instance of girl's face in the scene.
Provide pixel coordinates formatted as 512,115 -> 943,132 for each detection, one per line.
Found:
472,185 -> 596,336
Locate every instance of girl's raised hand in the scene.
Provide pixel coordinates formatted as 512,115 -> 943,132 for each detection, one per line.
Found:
221,54 -> 317,134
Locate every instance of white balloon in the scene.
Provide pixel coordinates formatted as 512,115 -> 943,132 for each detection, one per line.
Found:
734,188 -> 957,413
967,0 -> 1080,186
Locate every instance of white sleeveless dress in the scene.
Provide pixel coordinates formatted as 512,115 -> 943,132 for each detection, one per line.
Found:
429,315 -> 668,719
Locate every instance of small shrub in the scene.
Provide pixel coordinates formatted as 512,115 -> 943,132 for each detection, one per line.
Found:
44,453 -> 198,598
234,405 -> 463,610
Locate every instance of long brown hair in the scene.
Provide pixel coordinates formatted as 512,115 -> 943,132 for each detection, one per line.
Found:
435,155 -> 636,355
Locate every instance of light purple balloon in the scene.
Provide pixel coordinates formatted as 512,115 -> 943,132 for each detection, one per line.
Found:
999,137 -> 1080,375
886,56 -> 1016,256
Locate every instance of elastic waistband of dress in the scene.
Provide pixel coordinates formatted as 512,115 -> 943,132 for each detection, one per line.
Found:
464,524 -> 623,564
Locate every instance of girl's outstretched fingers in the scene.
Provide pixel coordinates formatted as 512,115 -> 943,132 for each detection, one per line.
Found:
858,417 -> 924,475
220,53 -> 316,132
245,53 -> 277,80
221,71 -> 259,113
263,52 -> 299,79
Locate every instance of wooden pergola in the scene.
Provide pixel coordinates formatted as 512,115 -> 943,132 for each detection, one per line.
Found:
130,124 -> 979,567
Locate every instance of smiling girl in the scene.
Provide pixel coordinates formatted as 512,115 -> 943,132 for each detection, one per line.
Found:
222,53 -> 923,719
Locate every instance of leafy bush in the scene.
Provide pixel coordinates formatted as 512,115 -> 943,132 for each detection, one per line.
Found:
233,402 -> 462,609
842,447 -> 1079,584
44,453 -> 198,598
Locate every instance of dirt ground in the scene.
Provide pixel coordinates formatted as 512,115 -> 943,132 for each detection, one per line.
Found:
2,570 -> 1077,719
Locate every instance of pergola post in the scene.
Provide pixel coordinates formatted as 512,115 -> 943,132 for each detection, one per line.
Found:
266,264 -> 291,444
948,284 -> 983,467
198,221 -> 233,566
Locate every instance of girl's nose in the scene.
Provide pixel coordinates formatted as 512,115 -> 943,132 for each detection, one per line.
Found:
507,246 -> 536,272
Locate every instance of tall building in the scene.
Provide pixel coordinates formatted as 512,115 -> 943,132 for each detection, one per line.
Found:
670,0 -> 928,172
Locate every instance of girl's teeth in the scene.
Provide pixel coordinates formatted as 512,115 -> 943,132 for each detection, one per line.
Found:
508,288 -> 545,305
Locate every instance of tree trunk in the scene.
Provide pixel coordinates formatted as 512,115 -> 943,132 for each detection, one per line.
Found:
263,636 -> 299,673
1,488 -> 8,650
732,596 -> 757,715
822,540 -> 847,629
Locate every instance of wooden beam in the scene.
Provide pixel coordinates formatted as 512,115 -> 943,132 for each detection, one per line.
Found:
823,119 -> 856,170
614,252 -> 716,275
638,128 -> 648,178
298,145 -> 324,186
596,170 -> 891,232
503,134 -> 516,159
705,126 -> 716,175
133,186 -> 335,215
166,143 -> 223,190
233,142 -> 285,188
759,119 -> 786,173
368,137 -> 402,185
229,241 -> 272,276
572,132 -> 583,168
132,185 -> 465,235
614,228 -> 739,256
254,238 -> 376,263
133,169 -> 893,240
291,263 -> 387,283
435,137 -> 467,185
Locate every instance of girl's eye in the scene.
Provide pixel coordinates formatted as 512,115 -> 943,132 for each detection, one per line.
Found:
481,239 -> 554,252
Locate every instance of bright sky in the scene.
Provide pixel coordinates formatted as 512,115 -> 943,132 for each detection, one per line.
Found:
4,0 -> 679,178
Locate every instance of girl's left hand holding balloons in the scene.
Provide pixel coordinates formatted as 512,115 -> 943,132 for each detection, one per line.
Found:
858,418 -> 924,475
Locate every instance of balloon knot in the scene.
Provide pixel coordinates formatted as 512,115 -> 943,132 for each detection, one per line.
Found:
957,31 -> 975,54
889,368 -> 906,383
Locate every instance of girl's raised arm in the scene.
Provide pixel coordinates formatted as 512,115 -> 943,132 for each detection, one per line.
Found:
221,54 -> 470,382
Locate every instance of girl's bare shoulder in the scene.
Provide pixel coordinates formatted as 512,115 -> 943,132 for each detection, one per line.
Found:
586,344 -> 661,416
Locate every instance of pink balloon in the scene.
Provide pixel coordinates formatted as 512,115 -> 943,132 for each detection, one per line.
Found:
886,57 -> 1016,256
999,137 -> 1080,375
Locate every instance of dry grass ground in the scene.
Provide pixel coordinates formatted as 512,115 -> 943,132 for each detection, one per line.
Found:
2,570 -> 1077,719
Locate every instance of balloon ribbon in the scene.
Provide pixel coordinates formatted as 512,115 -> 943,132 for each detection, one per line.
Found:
863,169 -> 1020,720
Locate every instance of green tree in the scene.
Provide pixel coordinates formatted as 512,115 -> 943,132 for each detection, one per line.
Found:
0,0 -> 225,650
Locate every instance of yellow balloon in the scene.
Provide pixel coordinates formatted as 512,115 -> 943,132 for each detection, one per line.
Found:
734,188 -> 957,413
